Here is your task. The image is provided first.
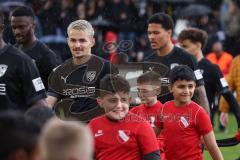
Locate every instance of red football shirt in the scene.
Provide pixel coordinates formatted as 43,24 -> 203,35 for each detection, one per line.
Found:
131,101 -> 166,160
89,113 -> 159,160
131,100 -> 163,127
159,101 -> 212,160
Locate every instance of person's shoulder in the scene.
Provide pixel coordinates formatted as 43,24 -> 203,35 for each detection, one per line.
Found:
35,40 -> 50,50
89,115 -> 105,126
91,54 -> 108,62
124,112 -> 147,123
35,40 -> 56,55
156,100 -> 163,107
52,58 -> 72,72
222,52 -> 233,59
200,58 -> 216,67
206,52 -> 215,58
189,101 -> 205,112
5,44 -> 33,61
163,100 -> 174,107
130,104 -> 145,113
144,52 -> 157,61
173,46 -> 194,58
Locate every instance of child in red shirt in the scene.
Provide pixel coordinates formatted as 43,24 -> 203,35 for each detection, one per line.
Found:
89,74 -> 160,160
158,65 -> 223,160
130,71 -> 166,160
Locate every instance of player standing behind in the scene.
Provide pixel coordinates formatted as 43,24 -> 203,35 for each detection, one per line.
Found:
145,13 -> 209,113
11,6 -> 58,89
0,12 -> 47,111
158,65 -> 223,160
178,28 -> 239,127
88,74 -> 160,160
130,71 -> 165,160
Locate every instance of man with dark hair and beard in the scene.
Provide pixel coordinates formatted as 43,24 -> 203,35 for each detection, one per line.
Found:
11,6 -> 57,89
0,12 -> 47,111
146,13 -> 210,113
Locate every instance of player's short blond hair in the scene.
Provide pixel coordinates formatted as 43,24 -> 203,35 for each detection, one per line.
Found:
39,118 -> 93,160
67,20 -> 94,37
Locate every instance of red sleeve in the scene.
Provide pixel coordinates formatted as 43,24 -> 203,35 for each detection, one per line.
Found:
195,108 -> 213,135
130,106 -> 138,114
136,121 -> 159,155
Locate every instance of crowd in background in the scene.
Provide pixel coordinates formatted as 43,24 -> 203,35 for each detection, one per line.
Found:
1,0 -> 240,63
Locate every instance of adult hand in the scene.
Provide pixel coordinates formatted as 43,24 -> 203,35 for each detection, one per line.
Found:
220,112 -> 229,127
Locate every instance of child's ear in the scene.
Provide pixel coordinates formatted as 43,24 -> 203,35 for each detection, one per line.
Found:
97,97 -> 104,108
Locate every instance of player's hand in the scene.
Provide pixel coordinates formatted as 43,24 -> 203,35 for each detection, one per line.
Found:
220,112 -> 229,127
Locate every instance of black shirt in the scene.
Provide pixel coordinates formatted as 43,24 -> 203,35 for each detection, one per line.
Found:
0,44 -> 46,111
48,55 -> 118,113
199,58 -> 228,106
145,46 -> 204,103
18,40 -> 57,89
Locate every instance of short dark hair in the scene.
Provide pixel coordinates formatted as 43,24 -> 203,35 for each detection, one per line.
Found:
25,106 -> 55,129
11,6 -> 35,19
169,65 -> 196,85
148,13 -> 174,31
137,71 -> 161,86
0,12 -> 4,25
178,28 -> 208,49
99,74 -> 130,97
0,110 -> 40,159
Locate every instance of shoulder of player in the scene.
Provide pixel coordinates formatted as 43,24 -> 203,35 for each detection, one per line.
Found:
189,101 -> 206,113
162,100 -> 173,108
88,115 -> 105,126
200,58 -> 221,72
51,58 -> 72,73
173,46 -> 195,59
35,40 -> 56,56
130,105 -> 145,114
144,52 -> 156,61
6,45 -> 33,62
91,54 -> 108,62
124,112 -> 148,122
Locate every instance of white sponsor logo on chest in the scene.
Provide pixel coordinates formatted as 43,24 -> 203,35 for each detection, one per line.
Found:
0,64 -> 8,78
118,130 -> 129,142
86,71 -> 96,82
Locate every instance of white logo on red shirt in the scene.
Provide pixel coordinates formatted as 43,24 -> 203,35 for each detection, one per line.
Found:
150,116 -> 156,127
95,130 -> 104,137
179,116 -> 189,128
117,130 -> 130,143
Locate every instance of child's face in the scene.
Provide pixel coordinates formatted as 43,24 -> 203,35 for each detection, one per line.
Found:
98,92 -> 130,121
137,83 -> 160,105
171,79 -> 196,106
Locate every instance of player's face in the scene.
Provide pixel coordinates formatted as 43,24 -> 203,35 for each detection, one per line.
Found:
171,80 -> 196,106
11,16 -> 34,44
67,29 -> 95,59
137,83 -> 159,105
147,23 -> 172,50
98,92 -> 130,121
179,39 -> 199,57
